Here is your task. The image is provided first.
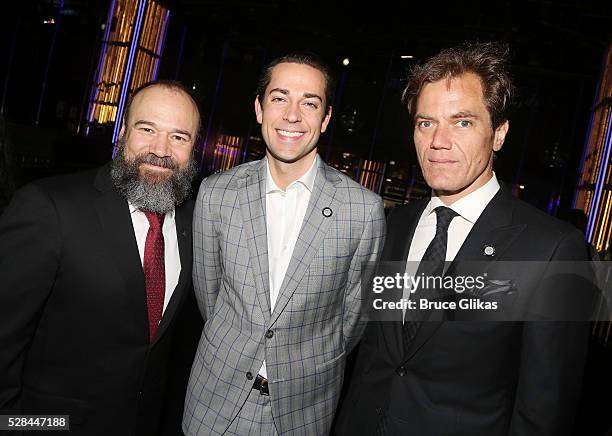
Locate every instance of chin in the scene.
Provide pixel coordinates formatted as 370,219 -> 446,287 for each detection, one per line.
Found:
268,147 -> 309,164
425,176 -> 459,190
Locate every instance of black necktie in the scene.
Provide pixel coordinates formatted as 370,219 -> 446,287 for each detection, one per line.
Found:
403,206 -> 458,350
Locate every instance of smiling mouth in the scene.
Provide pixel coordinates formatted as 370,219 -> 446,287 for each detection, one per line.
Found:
276,129 -> 305,139
141,162 -> 172,171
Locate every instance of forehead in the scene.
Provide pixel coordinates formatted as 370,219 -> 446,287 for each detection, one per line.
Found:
129,86 -> 198,129
266,62 -> 327,97
417,73 -> 487,113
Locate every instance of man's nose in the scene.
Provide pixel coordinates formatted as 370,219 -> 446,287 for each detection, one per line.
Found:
283,102 -> 301,123
431,126 -> 451,149
149,134 -> 171,157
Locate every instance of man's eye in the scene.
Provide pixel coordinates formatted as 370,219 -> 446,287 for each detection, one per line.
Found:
457,120 -> 471,127
172,135 -> 188,142
418,120 -> 432,128
271,96 -> 285,103
303,101 -> 318,109
139,127 -> 154,133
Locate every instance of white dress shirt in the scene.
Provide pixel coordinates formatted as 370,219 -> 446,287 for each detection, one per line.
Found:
129,204 -> 181,314
259,155 -> 318,378
403,174 -> 500,315
408,173 -> 501,264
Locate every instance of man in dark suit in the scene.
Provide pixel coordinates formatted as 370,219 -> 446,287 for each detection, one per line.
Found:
0,80 -> 201,435
335,42 -> 592,435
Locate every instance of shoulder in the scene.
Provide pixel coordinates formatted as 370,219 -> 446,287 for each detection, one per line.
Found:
511,194 -> 581,240
1,166 -> 102,236
386,199 -> 428,224
17,166 -> 100,206
493,190 -> 588,260
199,160 -> 261,192
322,164 -> 382,208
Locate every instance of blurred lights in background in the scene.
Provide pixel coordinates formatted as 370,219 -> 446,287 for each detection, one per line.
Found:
85,0 -> 169,143
575,44 -> 612,252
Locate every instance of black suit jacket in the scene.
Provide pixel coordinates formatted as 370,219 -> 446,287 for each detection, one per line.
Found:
0,164 -> 196,436
335,188 -> 593,436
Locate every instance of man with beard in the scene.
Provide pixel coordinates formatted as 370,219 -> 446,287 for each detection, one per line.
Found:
0,80 -> 200,436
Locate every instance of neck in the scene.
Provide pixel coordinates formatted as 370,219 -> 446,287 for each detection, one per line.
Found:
267,151 -> 317,191
434,170 -> 494,205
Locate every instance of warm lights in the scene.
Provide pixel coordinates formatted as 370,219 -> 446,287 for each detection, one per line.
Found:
574,45 -> 612,253
86,0 -> 169,136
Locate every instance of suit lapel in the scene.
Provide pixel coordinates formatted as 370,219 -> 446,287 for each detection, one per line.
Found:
401,188 -> 525,363
269,161 -> 343,325
380,201 -> 441,363
93,166 -> 149,343
383,200 -> 427,263
450,189 -> 524,265
237,160 -> 272,323
152,202 -> 193,345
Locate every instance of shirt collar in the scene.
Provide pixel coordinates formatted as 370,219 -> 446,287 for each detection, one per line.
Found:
128,202 -> 175,219
265,154 -> 319,194
426,173 -> 500,224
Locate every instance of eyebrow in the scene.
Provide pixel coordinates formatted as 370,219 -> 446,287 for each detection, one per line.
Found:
414,113 -> 435,120
268,88 -> 323,102
450,111 -> 480,119
134,120 -> 193,139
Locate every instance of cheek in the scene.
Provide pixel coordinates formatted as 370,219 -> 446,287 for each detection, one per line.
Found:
173,147 -> 193,165
124,138 -> 148,156
414,141 -> 427,160
261,108 -> 281,125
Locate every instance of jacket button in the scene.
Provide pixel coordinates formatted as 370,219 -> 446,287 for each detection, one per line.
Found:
265,329 -> 274,339
396,366 -> 406,377
246,372 -> 253,380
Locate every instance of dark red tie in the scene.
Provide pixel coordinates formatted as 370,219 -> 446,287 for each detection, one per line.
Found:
143,211 -> 165,342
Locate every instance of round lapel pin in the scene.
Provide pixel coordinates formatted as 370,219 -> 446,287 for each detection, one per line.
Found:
322,207 -> 333,218
483,245 -> 495,257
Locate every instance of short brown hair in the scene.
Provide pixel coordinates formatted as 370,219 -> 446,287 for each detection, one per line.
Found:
256,52 -> 336,115
402,41 -> 515,129
123,80 -> 201,139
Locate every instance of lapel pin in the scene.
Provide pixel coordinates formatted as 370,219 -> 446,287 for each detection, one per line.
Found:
322,207 -> 333,218
483,245 -> 495,257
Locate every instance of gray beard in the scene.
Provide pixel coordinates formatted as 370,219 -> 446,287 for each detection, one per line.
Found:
110,145 -> 197,214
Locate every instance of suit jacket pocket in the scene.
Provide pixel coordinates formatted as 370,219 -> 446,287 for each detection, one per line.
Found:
480,279 -> 515,297
200,327 -> 219,369
315,351 -> 346,387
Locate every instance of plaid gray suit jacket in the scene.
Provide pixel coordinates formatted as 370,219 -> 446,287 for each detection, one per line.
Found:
183,157 -> 386,435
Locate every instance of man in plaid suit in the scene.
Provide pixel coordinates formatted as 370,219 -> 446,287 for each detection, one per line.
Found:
183,53 -> 386,435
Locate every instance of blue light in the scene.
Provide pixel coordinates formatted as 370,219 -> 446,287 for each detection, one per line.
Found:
112,0 -> 148,150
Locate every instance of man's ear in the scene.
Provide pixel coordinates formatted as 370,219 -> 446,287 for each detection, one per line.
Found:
118,123 -> 126,140
254,96 -> 263,124
320,106 -> 333,133
493,120 -> 509,152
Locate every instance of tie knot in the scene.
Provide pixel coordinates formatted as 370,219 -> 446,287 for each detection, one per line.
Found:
434,206 -> 458,230
143,210 -> 165,230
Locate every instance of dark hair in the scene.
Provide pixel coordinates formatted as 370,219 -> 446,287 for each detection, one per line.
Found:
122,79 -> 201,139
256,52 -> 336,115
402,41 -> 515,129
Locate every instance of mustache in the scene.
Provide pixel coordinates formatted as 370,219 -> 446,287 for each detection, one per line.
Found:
134,153 -> 178,170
